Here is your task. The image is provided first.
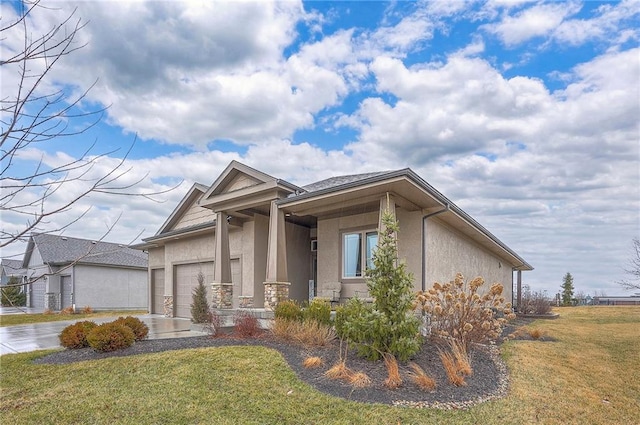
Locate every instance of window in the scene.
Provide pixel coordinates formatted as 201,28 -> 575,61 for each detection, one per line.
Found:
343,231 -> 378,278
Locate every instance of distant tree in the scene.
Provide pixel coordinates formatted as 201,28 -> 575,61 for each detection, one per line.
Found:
1,277 -> 26,306
190,272 -> 210,323
561,273 -> 574,306
1,1 -> 178,250
617,237 -> 640,291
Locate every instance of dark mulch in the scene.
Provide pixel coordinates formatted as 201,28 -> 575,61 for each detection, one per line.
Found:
33,329 -> 512,408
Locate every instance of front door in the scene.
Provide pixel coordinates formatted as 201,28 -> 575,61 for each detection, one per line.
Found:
309,252 -> 317,300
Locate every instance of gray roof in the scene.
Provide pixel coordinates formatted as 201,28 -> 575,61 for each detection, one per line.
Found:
28,233 -> 148,269
301,171 -> 394,194
1,259 -> 26,276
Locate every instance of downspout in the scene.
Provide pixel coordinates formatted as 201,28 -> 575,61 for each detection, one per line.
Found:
421,204 -> 450,292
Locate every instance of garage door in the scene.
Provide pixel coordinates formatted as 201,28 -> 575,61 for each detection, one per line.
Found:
30,279 -> 45,309
174,262 -> 214,318
151,269 -> 165,314
60,275 -> 72,309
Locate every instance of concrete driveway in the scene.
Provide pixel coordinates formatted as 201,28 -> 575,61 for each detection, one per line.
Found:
0,314 -> 205,356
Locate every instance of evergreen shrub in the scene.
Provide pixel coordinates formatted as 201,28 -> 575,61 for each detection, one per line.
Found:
87,322 -> 135,352
59,321 -> 97,349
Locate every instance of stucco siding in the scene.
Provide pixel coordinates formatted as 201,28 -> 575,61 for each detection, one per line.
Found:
74,265 -> 147,309
396,209 -> 423,292
425,218 -> 514,300
148,246 -> 165,268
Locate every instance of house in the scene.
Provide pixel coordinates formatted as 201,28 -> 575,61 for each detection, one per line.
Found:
22,233 -> 148,311
592,296 -> 640,306
1,259 -> 27,287
135,161 -> 532,318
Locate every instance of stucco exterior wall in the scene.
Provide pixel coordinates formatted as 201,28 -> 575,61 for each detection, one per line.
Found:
73,265 -> 147,309
396,208 -> 423,292
425,218 -> 514,300
317,211 -> 379,299
148,246 -> 165,268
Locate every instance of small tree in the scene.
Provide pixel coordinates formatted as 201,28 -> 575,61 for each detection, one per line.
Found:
335,208 -> 421,361
561,273 -> 574,306
1,277 -> 26,306
190,272 -> 210,323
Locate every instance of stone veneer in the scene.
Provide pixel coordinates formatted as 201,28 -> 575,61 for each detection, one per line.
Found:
163,295 -> 173,317
263,282 -> 290,310
44,292 -> 58,311
211,283 -> 233,309
238,296 -> 254,308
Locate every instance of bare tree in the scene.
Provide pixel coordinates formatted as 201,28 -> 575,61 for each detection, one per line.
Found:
618,237 -> 640,291
1,1 -> 178,250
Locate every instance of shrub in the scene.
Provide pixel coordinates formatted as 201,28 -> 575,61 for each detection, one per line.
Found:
439,348 -> 467,387
113,316 -> 149,341
347,371 -> 372,388
60,306 -> 74,315
408,362 -> 436,391
336,209 -> 421,361
303,298 -> 331,326
59,321 -> 97,349
43,309 -> 53,315
190,272 -> 211,324
274,300 -> 302,322
87,322 -> 135,352
383,353 -> 402,389
519,285 -> 552,315
415,273 -> 515,351
302,356 -> 323,369
206,310 -> 224,336
233,310 -> 259,338
325,360 -> 353,381
82,306 -> 94,314
271,317 -> 335,347
529,328 -> 544,340
1,284 -> 26,307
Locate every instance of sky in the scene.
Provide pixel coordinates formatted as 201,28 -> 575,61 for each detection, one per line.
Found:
1,0 -> 639,297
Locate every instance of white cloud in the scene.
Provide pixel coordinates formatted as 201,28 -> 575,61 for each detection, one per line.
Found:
483,2 -> 582,46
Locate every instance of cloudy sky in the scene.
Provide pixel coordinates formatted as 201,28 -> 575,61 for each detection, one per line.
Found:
2,0 -> 639,297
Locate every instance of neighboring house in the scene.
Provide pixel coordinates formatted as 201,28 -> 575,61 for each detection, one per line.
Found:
1,259 -> 27,287
22,233 -> 148,311
135,161 -> 532,318
592,296 -> 640,306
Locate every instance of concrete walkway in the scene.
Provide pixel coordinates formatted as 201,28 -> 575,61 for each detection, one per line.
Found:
0,314 -> 206,356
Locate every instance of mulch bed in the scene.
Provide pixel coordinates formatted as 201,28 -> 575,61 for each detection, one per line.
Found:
31,327 -> 528,409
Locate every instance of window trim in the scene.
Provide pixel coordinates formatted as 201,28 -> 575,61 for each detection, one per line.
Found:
341,229 -> 378,280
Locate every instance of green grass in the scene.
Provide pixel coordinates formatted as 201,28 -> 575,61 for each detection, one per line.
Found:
0,310 -> 147,327
1,306 -> 638,424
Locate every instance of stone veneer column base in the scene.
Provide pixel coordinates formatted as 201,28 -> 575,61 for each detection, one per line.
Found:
211,283 -> 233,309
44,292 -> 58,311
238,296 -> 254,308
163,296 -> 174,317
263,282 -> 290,310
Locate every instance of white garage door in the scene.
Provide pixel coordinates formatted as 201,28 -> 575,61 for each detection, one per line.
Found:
151,269 -> 165,314
174,262 -> 214,318
60,275 -> 72,309
30,279 -> 46,309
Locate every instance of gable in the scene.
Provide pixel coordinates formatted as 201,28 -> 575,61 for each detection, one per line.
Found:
171,194 -> 216,231
221,173 -> 262,194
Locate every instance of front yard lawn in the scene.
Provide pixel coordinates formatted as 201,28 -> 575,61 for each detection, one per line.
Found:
1,306 -> 638,424
0,310 -> 147,327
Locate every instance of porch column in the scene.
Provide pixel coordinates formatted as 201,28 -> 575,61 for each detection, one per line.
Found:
264,200 -> 290,310
212,211 -> 233,309
516,270 -> 522,312
378,193 -> 397,233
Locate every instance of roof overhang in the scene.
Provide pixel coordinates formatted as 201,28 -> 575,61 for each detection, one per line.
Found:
279,169 -> 533,271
